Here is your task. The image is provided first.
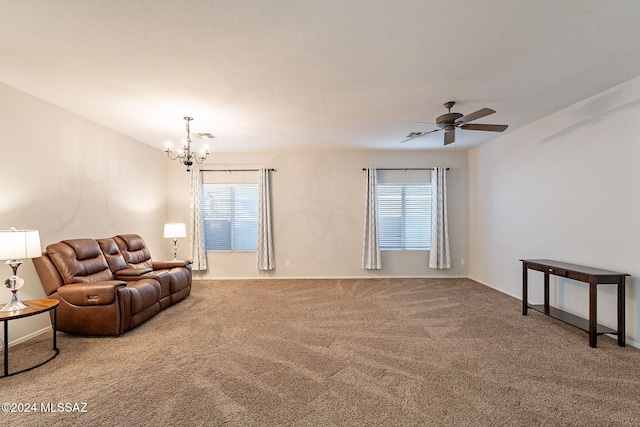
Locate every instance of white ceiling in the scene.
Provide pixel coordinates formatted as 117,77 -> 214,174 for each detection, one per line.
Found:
2,0 -> 640,152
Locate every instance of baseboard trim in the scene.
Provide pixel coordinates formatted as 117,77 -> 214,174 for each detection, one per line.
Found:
194,275 -> 471,281
6,326 -> 53,348
467,275 -> 521,300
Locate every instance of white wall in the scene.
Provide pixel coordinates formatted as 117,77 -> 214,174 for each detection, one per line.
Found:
0,83 -> 168,345
468,75 -> 640,347
167,149 -> 468,278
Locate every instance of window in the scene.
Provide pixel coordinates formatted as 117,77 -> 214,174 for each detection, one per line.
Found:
202,184 -> 258,251
377,183 -> 431,250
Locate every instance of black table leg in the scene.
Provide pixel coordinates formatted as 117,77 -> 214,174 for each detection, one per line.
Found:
543,272 -> 550,315
589,280 -> 597,348
618,277 -> 626,347
3,320 -> 8,377
522,264 -> 528,315
52,307 -> 58,351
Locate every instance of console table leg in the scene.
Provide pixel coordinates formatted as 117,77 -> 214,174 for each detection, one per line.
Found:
618,277 -> 626,347
589,281 -> 597,348
543,273 -> 550,314
522,264 -> 528,315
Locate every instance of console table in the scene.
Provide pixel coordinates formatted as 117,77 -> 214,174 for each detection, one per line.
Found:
521,259 -> 628,348
0,298 -> 59,377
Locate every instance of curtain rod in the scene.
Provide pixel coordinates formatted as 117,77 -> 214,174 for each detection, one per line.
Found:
200,168 -> 277,173
361,167 -> 449,171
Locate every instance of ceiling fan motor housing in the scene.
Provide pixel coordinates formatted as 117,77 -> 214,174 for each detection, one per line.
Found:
436,112 -> 463,126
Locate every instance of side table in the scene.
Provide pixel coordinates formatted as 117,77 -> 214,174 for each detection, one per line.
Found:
0,298 -> 59,377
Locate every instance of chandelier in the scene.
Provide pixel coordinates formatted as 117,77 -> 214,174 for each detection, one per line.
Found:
165,117 -> 211,171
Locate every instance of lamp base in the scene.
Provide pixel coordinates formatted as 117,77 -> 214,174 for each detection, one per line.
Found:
172,238 -> 179,261
0,291 -> 28,312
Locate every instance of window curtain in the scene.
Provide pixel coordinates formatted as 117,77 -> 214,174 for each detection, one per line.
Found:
429,166 -> 451,269
362,167 -> 381,269
257,168 -> 275,271
189,167 -> 207,270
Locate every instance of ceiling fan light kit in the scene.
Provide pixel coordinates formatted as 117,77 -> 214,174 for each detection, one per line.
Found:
402,101 -> 508,145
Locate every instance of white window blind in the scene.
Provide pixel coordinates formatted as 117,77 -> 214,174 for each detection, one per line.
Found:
202,184 -> 258,251
377,183 -> 431,250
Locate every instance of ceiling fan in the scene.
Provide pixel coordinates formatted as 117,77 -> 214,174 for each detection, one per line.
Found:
402,101 -> 508,145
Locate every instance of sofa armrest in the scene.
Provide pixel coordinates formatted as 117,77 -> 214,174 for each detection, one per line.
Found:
57,281 -> 127,306
114,267 -> 153,280
152,260 -> 192,270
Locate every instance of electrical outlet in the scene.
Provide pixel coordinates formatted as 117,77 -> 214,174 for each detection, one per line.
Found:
461,259 -> 465,265
286,259 -> 291,266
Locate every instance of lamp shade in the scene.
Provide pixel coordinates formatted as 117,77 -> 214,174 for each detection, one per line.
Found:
0,228 -> 42,260
164,223 -> 187,239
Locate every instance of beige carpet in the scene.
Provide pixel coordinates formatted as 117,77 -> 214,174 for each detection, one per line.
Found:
1,278 -> 639,426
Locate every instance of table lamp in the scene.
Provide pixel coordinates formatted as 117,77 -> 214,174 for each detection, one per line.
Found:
164,222 -> 187,260
0,228 -> 42,312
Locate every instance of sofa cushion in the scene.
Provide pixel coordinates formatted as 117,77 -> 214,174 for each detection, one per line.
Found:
97,237 -> 128,272
168,267 -> 191,294
127,279 -> 160,315
47,240 -> 114,284
114,234 -> 153,269
63,239 -> 102,260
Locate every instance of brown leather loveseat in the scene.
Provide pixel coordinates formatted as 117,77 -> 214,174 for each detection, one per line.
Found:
33,234 -> 191,336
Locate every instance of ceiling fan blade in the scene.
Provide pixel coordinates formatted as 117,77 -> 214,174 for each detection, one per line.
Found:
456,108 -> 495,125
400,129 -> 440,143
460,123 -> 508,132
444,130 -> 455,145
